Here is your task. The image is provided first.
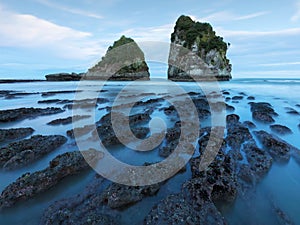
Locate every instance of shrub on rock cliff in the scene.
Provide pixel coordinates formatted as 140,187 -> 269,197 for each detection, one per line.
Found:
168,15 -> 232,80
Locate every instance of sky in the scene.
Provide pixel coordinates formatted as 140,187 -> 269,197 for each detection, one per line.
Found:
0,0 -> 300,79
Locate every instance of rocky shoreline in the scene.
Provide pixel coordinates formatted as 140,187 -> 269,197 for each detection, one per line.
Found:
0,85 -> 299,224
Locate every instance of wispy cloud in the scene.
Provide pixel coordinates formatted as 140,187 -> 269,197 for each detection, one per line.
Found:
35,0 -> 103,19
235,11 -> 270,20
121,24 -> 173,42
259,62 -> 300,67
216,27 -> 300,38
197,10 -> 269,23
0,5 -> 102,59
291,1 -> 300,22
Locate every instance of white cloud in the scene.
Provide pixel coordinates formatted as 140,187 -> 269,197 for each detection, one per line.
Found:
235,11 -> 269,20
291,1 -> 300,22
0,5 -> 102,59
259,62 -> 300,67
197,10 -> 269,23
35,0 -> 103,19
121,24 -> 173,42
215,27 -> 300,38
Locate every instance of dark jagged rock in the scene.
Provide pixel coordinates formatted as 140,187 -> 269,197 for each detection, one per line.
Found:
232,96 -> 243,100
284,107 -> 300,115
0,107 -> 64,123
101,182 -> 161,209
253,130 -> 296,161
144,192 -> 227,225
38,99 -> 73,104
225,97 -> 231,102
67,125 -> 95,138
222,91 -> 230,95
94,111 -> 150,146
250,102 -> 277,123
242,142 -> 273,178
41,90 -> 81,97
247,96 -> 255,100
0,135 -> 67,170
0,150 -> 100,210
226,114 -> 240,125
226,104 -> 235,112
190,155 -> 237,203
47,115 -> 90,125
0,127 -> 34,143
63,98 -> 108,110
242,121 -> 256,129
269,197 -> 296,225
168,15 -> 231,81
158,123 -> 181,157
40,175 -> 119,225
238,164 -> 256,184
86,35 -> 150,81
45,72 -> 84,81
270,124 -> 292,135
159,139 -> 178,158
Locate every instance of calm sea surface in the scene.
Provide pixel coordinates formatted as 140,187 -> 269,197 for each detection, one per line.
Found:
0,78 -> 299,225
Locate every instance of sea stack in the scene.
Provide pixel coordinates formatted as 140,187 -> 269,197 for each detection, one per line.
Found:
168,15 -> 232,81
86,35 -> 150,80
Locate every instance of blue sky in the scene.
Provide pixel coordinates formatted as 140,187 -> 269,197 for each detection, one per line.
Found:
0,0 -> 300,79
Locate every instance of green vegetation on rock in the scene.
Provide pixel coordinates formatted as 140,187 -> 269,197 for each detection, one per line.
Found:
168,15 -> 232,80
171,15 -> 229,59
87,35 -> 149,80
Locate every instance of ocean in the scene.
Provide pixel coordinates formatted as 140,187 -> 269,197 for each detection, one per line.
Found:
0,78 -> 299,224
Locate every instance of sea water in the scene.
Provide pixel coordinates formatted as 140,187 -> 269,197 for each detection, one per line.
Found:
0,78 -> 299,224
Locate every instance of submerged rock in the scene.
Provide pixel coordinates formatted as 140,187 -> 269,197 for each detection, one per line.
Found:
41,174 -> 119,225
190,155 -> 237,203
0,127 -> 34,143
101,182 -> 161,209
168,15 -> 231,81
86,35 -> 150,81
242,121 -> 256,129
285,107 -> 300,115
250,102 -> 277,123
144,192 -> 227,225
0,135 -> 67,170
270,124 -> 292,135
254,130 -> 294,161
242,142 -> 273,178
47,115 -> 90,125
67,125 -> 95,138
0,107 -> 64,123
94,111 -> 150,146
0,150 -> 100,211
232,96 -> 243,100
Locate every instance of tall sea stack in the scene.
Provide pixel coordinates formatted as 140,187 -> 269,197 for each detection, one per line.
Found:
87,35 -> 150,80
168,15 -> 232,81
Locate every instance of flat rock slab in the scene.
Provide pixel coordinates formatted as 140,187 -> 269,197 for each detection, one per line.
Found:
47,115 -> 90,125
270,124 -> 292,135
0,127 -> 34,143
250,102 -> 277,124
0,149 -> 100,211
0,107 -> 64,123
0,135 -> 67,170
253,130 -> 298,161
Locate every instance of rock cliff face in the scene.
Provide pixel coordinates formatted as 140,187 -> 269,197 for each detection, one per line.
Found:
86,35 -> 150,80
168,15 -> 232,81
